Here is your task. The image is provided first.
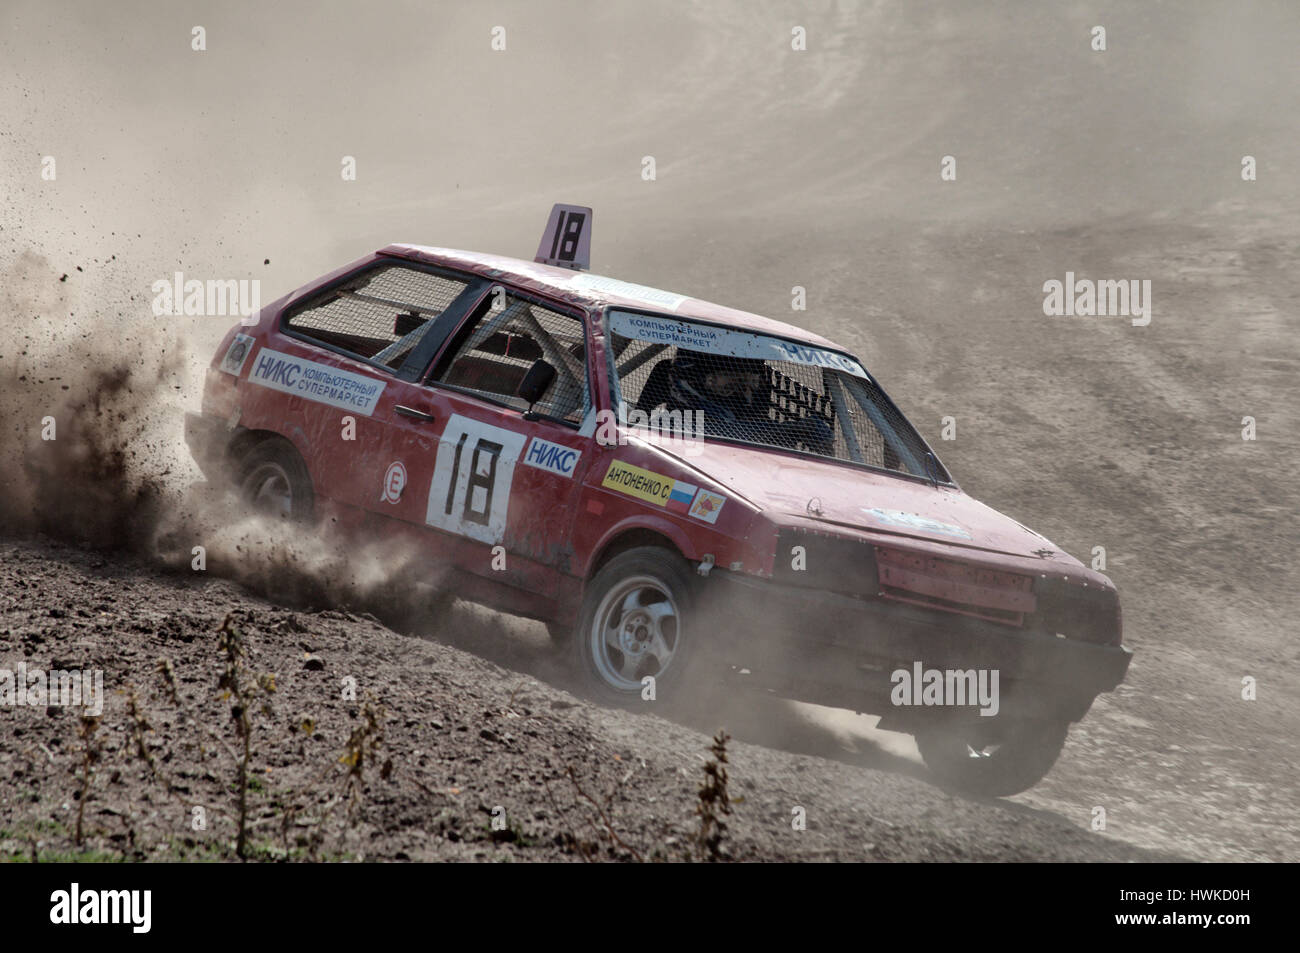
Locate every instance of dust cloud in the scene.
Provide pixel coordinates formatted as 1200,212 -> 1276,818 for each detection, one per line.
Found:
2,0 -> 1298,859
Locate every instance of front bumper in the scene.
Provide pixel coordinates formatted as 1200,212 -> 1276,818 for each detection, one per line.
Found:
703,570 -> 1133,725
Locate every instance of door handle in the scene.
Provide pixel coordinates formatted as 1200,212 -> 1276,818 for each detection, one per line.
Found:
395,405 -> 436,423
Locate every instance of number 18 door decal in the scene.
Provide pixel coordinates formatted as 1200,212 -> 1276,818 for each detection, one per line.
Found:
426,415 -> 527,544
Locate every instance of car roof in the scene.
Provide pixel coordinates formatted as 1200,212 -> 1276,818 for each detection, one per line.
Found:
380,243 -> 848,353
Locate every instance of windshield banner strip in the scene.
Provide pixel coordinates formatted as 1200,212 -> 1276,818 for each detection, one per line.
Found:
609,311 -> 867,378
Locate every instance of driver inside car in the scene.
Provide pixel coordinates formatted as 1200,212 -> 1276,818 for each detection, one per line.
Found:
664,351 -> 833,454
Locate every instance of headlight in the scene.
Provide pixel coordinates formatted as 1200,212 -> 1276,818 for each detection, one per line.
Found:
772,527 -> 879,596
1030,577 -> 1122,645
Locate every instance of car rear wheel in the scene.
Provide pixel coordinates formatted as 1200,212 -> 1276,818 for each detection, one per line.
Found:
236,438 -> 315,522
915,718 -> 1069,797
573,547 -> 700,707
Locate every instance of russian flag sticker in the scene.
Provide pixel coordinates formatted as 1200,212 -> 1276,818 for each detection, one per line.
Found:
666,480 -> 697,514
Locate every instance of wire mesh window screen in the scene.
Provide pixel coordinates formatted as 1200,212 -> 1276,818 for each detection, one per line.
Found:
286,265 -> 470,370
609,320 -> 931,476
435,295 -> 589,423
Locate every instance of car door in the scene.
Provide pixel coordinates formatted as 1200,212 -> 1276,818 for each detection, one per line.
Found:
377,285 -> 595,600
272,258 -> 483,520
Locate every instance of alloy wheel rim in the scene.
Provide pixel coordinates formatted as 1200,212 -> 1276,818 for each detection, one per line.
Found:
589,574 -> 680,692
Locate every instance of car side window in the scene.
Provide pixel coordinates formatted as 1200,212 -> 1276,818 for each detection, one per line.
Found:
284,264 -> 470,371
430,291 -> 589,423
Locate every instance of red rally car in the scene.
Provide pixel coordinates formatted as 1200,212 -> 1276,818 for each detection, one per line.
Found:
186,206 -> 1131,796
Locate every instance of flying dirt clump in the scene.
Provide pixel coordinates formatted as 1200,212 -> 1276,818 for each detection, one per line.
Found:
0,250 -> 188,548
151,492 -> 445,626
0,250 -> 444,623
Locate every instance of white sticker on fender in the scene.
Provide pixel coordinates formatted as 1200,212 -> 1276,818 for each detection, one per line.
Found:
426,415 -> 527,544
248,347 -> 387,415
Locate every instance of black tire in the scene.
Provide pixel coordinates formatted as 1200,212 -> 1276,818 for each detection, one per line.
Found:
571,546 -> 701,709
915,718 -> 1069,797
236,438 -> 315,523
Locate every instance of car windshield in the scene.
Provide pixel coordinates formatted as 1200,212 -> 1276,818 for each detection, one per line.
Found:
605,310 -> 944,480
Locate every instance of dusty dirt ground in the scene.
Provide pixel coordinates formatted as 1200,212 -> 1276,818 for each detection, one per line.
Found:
0,535 -> 1180,862
2,1 -> 1297,862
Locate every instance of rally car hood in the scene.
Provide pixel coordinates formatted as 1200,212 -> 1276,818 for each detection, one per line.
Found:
653,439 -> 1076,564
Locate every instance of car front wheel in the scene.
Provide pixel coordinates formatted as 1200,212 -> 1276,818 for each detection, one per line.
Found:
573,546 -> 700,707
915,718 -> 1069,797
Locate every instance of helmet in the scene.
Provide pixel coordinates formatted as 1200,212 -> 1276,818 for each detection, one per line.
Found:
669,351 -> 769,423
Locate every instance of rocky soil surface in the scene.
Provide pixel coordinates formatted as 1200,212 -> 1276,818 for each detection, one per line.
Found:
0,536 -> 1178,862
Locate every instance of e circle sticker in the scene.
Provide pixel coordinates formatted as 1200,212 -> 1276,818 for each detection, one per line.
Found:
382,461 -> 407,504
